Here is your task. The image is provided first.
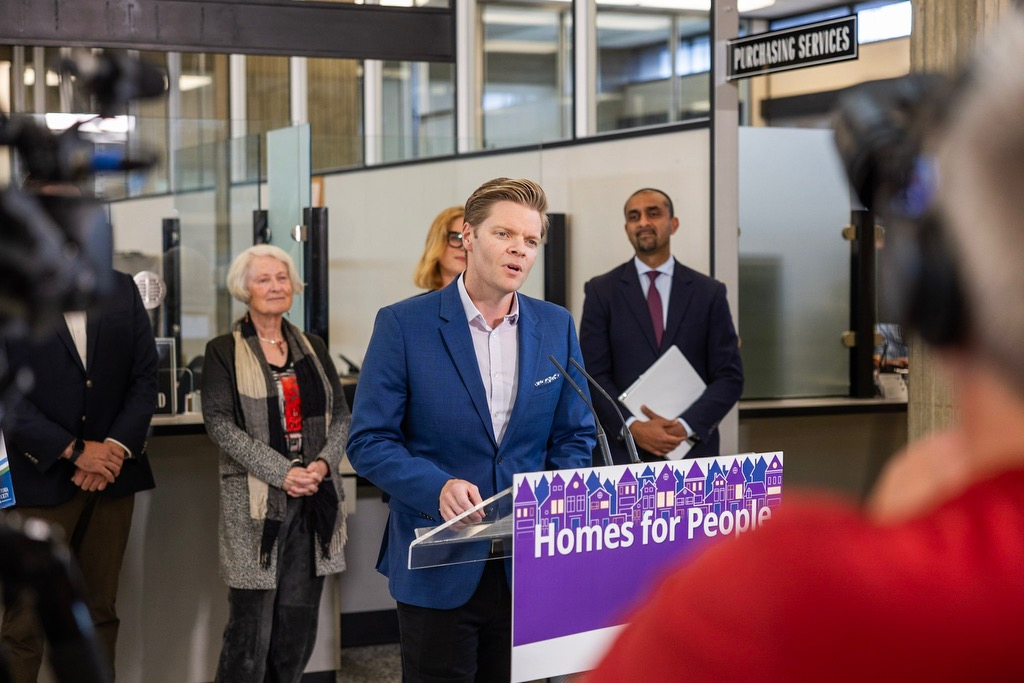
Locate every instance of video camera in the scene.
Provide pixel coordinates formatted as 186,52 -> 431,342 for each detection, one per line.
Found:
0,48 -> 166,347
832,73 -> 968,347
0,48 -> 167,683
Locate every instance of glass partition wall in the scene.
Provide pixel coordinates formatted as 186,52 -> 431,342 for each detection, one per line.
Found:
596,10 -> 710,132
168,124 -> 313,369
173,130 -> 260,368
0,2 -> 715,190
0,1 -> 914,403
480,2 -> 573,148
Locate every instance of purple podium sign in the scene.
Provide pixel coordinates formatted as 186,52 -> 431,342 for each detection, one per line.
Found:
510,452 -> 783,681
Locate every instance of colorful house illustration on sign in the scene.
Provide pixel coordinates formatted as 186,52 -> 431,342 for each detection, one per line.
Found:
513,455 -> 782,545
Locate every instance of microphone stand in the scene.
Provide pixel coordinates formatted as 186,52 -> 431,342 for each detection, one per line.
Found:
549,355 -> 613,467
568,357 -> 641,465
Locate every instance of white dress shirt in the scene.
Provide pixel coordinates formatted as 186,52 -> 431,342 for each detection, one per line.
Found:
628,257 -> 693,437
63,311 -> 133,458
634,256 -> 673,330
458,275 -> 520,446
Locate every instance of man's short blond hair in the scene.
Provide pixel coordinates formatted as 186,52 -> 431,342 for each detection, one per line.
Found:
464,177 -> 548,237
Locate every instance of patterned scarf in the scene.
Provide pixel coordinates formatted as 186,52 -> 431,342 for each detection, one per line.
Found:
233,315 -> 341,568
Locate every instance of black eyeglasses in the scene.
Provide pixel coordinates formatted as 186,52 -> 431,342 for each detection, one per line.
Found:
446,231 -> 464,248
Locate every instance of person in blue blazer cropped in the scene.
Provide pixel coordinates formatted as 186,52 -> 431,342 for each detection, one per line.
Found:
347,177 -> 595,682
580,188 -> 744,463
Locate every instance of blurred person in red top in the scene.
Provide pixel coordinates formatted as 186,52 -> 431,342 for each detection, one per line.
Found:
588,14 -> 1024,682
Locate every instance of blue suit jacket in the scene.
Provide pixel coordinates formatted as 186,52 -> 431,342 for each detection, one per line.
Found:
346,281 -> 595,609
4,271 -> 159,505
580,259 -> 743,463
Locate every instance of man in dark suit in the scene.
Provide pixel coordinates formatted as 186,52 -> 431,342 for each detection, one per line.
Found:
580,187 -> 743,463
1,269 -> 158,682
347,178 -> 594,682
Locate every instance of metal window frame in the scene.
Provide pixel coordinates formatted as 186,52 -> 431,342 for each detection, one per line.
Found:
0,0 -> 454,63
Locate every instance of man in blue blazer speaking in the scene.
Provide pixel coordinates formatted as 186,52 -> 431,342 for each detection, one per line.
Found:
347,177 -> 595,682
580,188 -> 743,463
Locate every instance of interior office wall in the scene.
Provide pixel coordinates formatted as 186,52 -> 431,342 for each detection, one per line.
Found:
738,408 -> 907,500
110,127 -> 712,373
323,149 -> 545,362
322,128 -> 711,367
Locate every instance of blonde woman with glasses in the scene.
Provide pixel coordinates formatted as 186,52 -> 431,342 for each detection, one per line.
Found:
413,206 -> 466,291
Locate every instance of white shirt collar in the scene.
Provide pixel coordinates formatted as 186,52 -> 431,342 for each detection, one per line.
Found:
633,255 -> 674,279
457,273 -> 520,329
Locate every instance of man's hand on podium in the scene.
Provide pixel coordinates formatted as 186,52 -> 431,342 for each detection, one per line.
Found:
440,479 -> 485,524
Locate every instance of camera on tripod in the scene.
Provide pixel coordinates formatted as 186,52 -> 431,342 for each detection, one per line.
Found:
0,48 -> 167,345
0,48 -> 168,683
832,72 -> 968,347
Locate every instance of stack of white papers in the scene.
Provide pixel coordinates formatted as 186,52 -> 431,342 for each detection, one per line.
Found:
618,346 -> 706,460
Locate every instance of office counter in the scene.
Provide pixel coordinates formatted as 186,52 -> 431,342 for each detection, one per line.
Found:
738,396 -> 908,500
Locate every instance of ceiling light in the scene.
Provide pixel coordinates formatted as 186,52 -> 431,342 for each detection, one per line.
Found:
179,74 -> 213,92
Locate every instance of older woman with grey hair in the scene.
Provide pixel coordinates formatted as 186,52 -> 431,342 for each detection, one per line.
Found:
201,244 -> 349,682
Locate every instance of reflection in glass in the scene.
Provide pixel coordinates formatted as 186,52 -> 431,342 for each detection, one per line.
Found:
598,12 -> 672,131
173,132 -> 264,364
596,10 -> 709,134
309,57 -> 363,172
481,3 -> 572,149
246,56 -> 291,154
381,60 -> 455,163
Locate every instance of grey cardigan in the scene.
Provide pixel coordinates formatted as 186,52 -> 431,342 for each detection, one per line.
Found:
201,332 -> 350,589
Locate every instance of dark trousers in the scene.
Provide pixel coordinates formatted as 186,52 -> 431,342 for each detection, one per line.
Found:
1,490 -> 135,683
396,560 -> 512,683
216,497 -> 325,683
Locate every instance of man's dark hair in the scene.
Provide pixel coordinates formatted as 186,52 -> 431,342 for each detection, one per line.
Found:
625,188 -> 674,218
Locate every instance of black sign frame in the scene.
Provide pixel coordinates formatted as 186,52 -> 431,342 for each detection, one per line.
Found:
728,15 -> 858,81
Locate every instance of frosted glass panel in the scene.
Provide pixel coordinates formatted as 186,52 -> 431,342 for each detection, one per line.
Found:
267,124 -> 311,330
738,127 -> 851,398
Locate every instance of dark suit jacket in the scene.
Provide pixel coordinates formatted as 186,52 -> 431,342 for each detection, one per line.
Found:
580,258 -> 743,463
346,280 -> 595,609
4,271 -> 159,506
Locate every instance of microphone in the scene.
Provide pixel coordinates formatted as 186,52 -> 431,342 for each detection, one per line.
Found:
12,118 -> 157,182
132,270 -> 167,310
337,353 -> 361,375
568,357 -> 641,465
548,355 -> 612,468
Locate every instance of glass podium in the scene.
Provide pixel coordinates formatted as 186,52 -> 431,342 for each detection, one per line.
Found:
408,486 -> 515,570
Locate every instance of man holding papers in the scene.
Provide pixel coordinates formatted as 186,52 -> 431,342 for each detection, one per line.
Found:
580,187 -> 743,462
